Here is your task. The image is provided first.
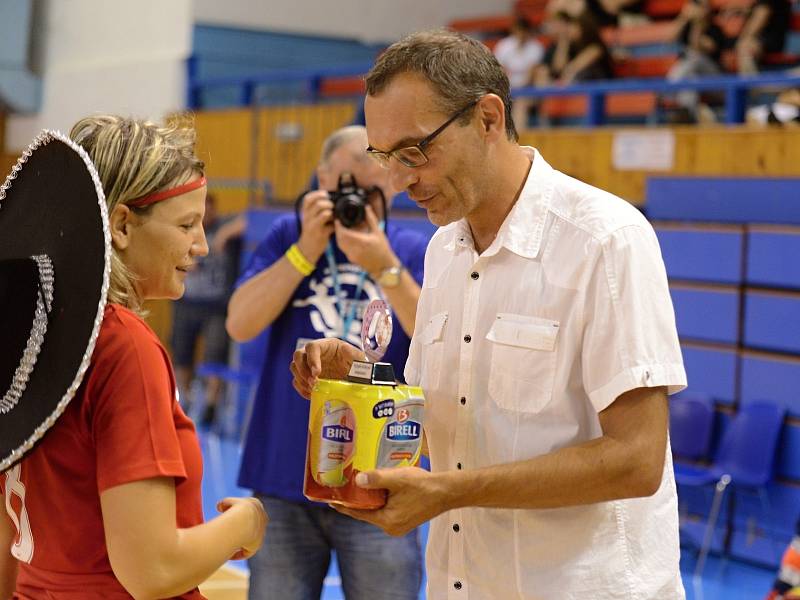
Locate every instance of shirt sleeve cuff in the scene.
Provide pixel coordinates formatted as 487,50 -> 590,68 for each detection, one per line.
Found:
588,363 -> 688,413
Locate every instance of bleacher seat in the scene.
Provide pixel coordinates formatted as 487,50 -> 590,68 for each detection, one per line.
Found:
740,352 -> 800,417
744,291 -> 800,354
747,228 -> 800,290
680,344 -> 738,404
655,225 -> 744,284
671,285 -> 740,344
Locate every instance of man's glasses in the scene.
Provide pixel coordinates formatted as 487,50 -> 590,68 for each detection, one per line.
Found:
366,99 -> 479,169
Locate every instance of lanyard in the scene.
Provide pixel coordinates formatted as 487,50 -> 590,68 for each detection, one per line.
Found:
325,243 -> 367,342
322,220 -> 385,342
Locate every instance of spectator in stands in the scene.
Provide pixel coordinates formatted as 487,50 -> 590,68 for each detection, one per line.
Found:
226,125 -> 426,600
0,115 -> 267,599
291,29 -> 687,599
493,16 -> 545,129
666,0 -> 728,122
534,12 -> 614,86
172,192 -> 244,426
547,0 -> 646,27
747,87 -> 800,124
765,516 -> 800,599
735,0 -> 792,74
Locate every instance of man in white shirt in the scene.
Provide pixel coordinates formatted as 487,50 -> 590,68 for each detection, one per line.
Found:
291,28 -> 687,600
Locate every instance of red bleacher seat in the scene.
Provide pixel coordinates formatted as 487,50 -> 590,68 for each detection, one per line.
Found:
541,92 -> 658,118
614,55 -> 678,78
319,76 -> 365,98
602,21 -> 676,46
448,15 -> 513,35
645,0 -> 685,19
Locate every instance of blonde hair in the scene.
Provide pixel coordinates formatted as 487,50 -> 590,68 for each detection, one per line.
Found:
69,115 -> 205,311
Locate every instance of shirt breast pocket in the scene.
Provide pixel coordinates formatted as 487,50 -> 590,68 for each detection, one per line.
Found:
487,313 -> 560,413
419,311 -> 448,391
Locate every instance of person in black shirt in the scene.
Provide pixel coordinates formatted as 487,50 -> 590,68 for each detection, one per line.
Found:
534,12 -> 614,86
736,0 -> 792,74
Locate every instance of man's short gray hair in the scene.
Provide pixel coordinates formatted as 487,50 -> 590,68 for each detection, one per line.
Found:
320,125 -> 369,165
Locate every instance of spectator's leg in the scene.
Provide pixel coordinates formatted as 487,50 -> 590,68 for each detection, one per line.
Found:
247,495 -> 331,600
668,50 -> 721,119
171,302 -> 203,408
330,510 -> 422,600
200,311 -> 230,424
737,37 -> 762,75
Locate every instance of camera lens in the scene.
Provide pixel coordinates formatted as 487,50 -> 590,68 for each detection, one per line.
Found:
334,194 -> 366,228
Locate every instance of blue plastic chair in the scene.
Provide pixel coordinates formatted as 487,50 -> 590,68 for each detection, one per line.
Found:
675,400 -> 786,583
670,392 -> 715,462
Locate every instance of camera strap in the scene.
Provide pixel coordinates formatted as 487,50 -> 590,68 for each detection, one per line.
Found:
323,219 -> 386,342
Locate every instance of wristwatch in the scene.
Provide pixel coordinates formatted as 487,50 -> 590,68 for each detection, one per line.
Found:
375,264 -> 405,288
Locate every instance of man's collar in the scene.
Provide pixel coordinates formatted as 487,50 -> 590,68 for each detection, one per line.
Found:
445,147 -> 553,259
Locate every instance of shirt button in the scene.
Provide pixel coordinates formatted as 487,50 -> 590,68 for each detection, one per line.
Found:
470,271 -> 479,280
457,462 -> 462,469
463,334 -> 471,343
454,581 -> 462,590
453,523 -> 460,532
460,396 -> 466,405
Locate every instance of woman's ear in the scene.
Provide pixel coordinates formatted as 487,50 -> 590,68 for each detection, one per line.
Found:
109,204 -> 134,250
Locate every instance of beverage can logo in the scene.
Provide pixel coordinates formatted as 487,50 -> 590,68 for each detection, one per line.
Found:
386,420 -> 421,441
397,408 -> 409,423
322,424 -> 354,442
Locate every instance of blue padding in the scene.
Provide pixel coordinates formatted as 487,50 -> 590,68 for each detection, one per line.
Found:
740,354 -> 800,417
747,230 -> 800,289
655,227 -> 743,284
778,423 -> 800,481
391,213 -> 438,239
646,178 -> 800,224
744,292 -> 800,353
671,287 -> 739,344
680,344 -> 737,404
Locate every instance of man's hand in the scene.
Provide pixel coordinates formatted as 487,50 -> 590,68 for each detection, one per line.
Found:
331,467 -> 450,537
290,338 -> 365,398
297,190 -> 335,264
335,205 -> 398,277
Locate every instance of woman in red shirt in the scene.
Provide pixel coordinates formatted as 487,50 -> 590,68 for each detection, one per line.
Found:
0,116 -> 267,599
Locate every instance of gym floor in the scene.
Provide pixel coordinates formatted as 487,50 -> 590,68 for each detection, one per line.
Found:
197,431 -> 776,600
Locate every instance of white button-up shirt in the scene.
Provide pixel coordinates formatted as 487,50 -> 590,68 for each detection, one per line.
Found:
405,149 -> 687,600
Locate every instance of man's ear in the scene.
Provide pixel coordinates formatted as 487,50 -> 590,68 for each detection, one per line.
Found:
109,203 -> 135,250
477,94 -> 507,141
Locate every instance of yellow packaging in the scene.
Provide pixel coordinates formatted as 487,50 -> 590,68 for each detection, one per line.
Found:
304,378 -> 424,508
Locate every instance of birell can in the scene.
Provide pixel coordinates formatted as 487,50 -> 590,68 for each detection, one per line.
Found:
304,379 -> 425,509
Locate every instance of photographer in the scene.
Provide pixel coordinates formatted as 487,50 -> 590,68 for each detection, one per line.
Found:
226,125 -> 425,600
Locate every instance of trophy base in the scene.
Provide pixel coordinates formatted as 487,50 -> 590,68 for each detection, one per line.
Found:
346,361 -> 396,386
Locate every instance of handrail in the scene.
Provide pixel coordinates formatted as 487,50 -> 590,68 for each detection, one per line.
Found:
187,59 -> 800,125
514,73 -> 800,124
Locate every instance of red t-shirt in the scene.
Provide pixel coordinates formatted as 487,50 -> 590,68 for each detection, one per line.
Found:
1,304 -> 205,599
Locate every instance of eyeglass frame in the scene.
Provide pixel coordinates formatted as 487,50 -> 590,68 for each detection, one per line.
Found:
366,99 -> 480,169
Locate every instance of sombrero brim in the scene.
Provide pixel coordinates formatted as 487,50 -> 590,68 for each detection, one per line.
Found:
0,130 -> 110,472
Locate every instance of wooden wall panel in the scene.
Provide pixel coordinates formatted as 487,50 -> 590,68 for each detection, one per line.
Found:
520,125 -> 800,205
257,102 -> 355,202
193,108 -> 253,182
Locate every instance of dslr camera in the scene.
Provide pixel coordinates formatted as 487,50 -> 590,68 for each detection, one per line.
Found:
331,173 -> 377,229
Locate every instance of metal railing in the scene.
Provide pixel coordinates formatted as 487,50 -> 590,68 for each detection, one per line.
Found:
187,58 -> 800,125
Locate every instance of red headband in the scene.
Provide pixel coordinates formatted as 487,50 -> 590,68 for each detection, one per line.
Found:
128,176 -> 207,208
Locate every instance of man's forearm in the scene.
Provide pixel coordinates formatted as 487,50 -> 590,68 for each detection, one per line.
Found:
437,434 -> 661,512
434,387 -> 669,512
226,257 -> 306,341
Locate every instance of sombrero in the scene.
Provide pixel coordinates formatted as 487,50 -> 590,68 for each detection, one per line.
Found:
0,130 -> 110,472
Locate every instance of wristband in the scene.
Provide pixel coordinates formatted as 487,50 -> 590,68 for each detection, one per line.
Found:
286,244 -> 314,276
